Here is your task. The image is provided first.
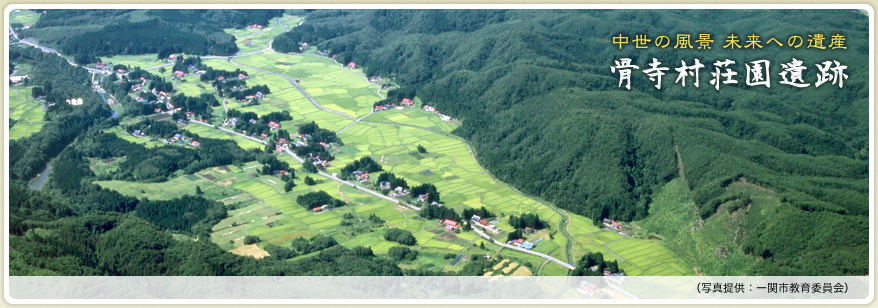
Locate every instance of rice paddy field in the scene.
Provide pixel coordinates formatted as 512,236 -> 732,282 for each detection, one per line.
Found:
228,15 -> 302,54
92,42 -> 696,275
201,59 -> 354,132
366,106 -> 460,135
9,9 -> 41,25
8,85 -> 45,140
233,53 -> 379,118
605,238 -> 694,276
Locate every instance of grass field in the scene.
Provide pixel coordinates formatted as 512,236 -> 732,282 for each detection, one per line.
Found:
366,107 -> 460,135
234,53 -> 380,118
9,9 -> 41,25
8,86 -> 45,140
201,59 -> 354,132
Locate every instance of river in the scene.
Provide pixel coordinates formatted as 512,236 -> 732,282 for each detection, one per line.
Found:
27,159 -> 55,190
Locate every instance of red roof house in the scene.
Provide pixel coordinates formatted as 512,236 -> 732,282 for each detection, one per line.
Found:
346,62 -> 357,69
191,141 -> 201,147
174,70 -> 185,77
401,98 -> 414,106
442,219 -> 459,228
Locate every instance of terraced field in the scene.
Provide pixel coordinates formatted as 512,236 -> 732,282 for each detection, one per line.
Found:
233,53 -> 378,118
9,9 -> 41,25
201,59 -> 354,132
8,86 -> 45,140
87,21 -> 696,275
606,238 -> 693,276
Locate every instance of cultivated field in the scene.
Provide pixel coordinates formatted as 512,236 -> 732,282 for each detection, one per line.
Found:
8,86 -> 45,140
233,53 -> 379,118
91,35 -> 697,275
9,9 -> 41,26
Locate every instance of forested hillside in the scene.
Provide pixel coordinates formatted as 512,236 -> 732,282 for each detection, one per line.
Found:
274,9 -> 870,275
22,9 -> 284,60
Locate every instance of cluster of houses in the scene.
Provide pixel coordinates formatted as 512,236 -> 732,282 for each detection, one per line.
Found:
308,155 -> 331,168
65,98 -> 83,106
423,104 -> 453,122
471,215 -> 501,234
508,237 -> 540,250
441,219 -> 460,231
387,186 -> 410,197
371,98 -> 455,122
315,50 -> 332,58
274,137 -> 291,152
602,218 -> 623,231
162,133 -> 200,147
373,97 -> 414,112
351,171 -> 370,182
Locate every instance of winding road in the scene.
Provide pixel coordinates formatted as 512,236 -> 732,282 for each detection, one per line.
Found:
603,235 -> 629,262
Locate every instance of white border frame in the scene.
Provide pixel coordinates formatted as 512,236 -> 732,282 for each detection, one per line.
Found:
3,3 -> 874,305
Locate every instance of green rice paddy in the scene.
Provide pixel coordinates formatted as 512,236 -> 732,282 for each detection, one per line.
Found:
8,86 -> 45,140
90,45 -> 695,275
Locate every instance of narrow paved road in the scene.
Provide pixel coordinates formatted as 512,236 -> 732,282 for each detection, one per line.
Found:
603,235 -> 628,262
472,227 -> 576,270
336,111 -> 373,134
188,119 -> 421,212
229,57 -> 356,120
13,16 -> 581,271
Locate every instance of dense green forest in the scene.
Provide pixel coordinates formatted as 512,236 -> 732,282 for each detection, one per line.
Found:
23,9 -> 284,60
274,9 -> 869,275
8,46 -> 112,182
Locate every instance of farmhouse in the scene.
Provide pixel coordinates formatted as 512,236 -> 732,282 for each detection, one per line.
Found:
168,54 -> 176,59
430,201 -> 443,207
218,76 -> 225,81
268,121 -> 280,129
379,181 -> 391,189
423,105 -> 435,112
442,219 -> 460,229
401,98 -> 414,106
136,97 -> 147,103
346,62 -> 357,69
191,141 -> 201,147
312,204 -> 329,212
471,215 -> 481,222
417,194 -> 428,202
9,74 -> 28,83
238,73 -> 248,80
256,91 -> 264,99
174,70 -> 185,77
248,119 -> 258,124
